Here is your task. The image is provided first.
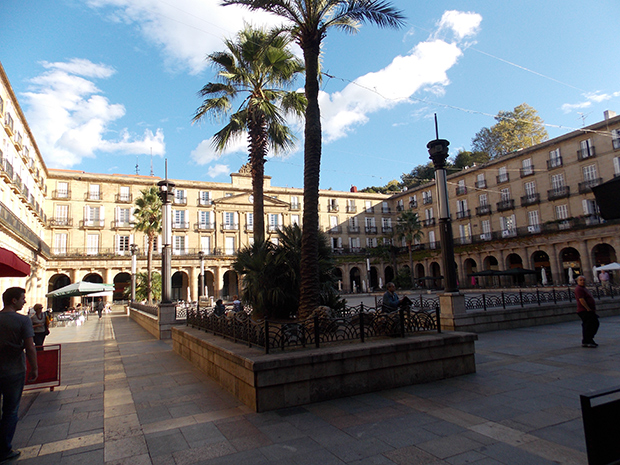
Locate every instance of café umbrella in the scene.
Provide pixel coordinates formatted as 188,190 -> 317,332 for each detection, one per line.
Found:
46,282 -> 114,298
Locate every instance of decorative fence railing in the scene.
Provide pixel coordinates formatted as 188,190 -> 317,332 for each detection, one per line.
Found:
130,303 -> 158,317
464,285 -> 619,311
187,303 -> 439,354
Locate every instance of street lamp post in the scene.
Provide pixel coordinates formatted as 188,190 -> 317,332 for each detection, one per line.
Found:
130,244 -> 138,303
198,250 -> 205,299
427,136 -> 458,292
157,177 -> 175,304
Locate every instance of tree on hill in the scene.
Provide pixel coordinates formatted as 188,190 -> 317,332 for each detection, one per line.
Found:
361,179 -> 402,194
224,0 -> 406,319
472,103 -> 548,158
193,26 -> 306,244
452,150 -> 490,169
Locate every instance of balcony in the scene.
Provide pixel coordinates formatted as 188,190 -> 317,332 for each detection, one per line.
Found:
268,224 -> 282,232
577,145 -> 596,161
347,226 -> 360,234
456,209 -> 471,219
174,196 -> 188,206
521,193 -> 540,206
548,186 -> 570,200
49,217 -> 73,227
172,221 -> 190,230
496,199 -> 515,212
365,226 -> 377,234
585,214 -> 603,226
116,193 -> 133,203
113,220 -> 132,229
423,196 -> 433,205
496,173 -> 510,184
4,113 -> 14,137
381,207 -> 391,213
81,219 -> 105,229
476,204 -> 492,216
475,179 -> 487,189
327,204 -> 339,212
14,132 -> 23,151
194,222 -> 215,231
85,191 -> 102,201
346,205 -> 357,213
520,166 -> 535,177
198,198 -> 213,206
382,226 -> 393,234
221,223 -> 239,231
614,138 -> 620,150
456,186 -> 467,196
501,229 -> 517,238
52,190 -> 71,200
423,218 -> 435,227
328,226 -> 342,234
365,206 -> 375,213
578,178 -> 603,194
547,157 -> 563,170
396,204 -> 405,211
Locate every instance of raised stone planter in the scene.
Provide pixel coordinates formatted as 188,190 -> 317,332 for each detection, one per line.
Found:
172,325 -> 477,412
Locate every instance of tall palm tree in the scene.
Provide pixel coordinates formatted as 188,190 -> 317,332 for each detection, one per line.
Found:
193,26 -> 306,243
395,210 -> 423,288
223,0 -> 405,318
133,186 -> 162,303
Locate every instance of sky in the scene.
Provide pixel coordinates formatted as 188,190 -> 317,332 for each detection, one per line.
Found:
2,0 -> 619,192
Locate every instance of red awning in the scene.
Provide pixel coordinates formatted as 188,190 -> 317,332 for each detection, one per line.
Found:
0,248 -> 31,278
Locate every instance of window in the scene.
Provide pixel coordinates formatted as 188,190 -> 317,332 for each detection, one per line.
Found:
457,199 -> 467,212
291,196 -> 299,210
174,189 -> 187,204
116,235 -> 130,254
199,211 -> 211,229
479,193 -> 488,206
556,204 -> 569,220
614,157 -> 620,176
548,148 -> 562,168
366,237 -> 377,248
143,235 -> 160,253
291,215 -> 300,226
331,237 -> 342,250
328,198 -> 338,212
500,214 -> 516,235
481,220 -> 491,235
87,234 -> 99,255
54,233 -> 67,255
84,205 -> 103,226
118,186 -> 131,202
579,139 -> 594,159
497,166 -> 509,183
456,180 -> 467,195
524,181 -> 536,197
200,236 -> 211,255
583,164 -> 597,181
476,173 -> 486,188
346,199 -> 356,212
268,214 -> 281,232
57,182 -> 69,198
225,236 -> 235,255
521,158 -> 533,176
381,201 -> 390,213
458,223 -> 471,242
500,188 -> 511,201
551,173 -> 565,189
396,199 -> 404,211
245,212 -> 253,231
223,212 -> 237,230
409,195 -> 417,208
329,215 -> 338,232
349,237 -> 361,250
89,184 -> 101,200
382,217 -> 392,233
423,190 -> 432,204
613,129 -> 620,150
55,205 -> 69,225
199,191 -> 212,205
173,236 -> 187,255
116,207 -> 131,227
173,210 -> 187,228
528,210 -> 540,227
428,230 -> 436,249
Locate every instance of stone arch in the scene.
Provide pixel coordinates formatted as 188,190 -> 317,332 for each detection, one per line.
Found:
333,267 -> 344,291
350,267 -> 361,293
113,272 -> 131,301
204,270 -> 215,298
482,256 -> 499,287
560,247 -> 582,283
506,253 -> 525,286
83,273 -> 103,283
222,270 -> 238,299
430,262 -> 441,289
47,273 -> 71,312
592,243 -> 617,267
415,263 -> 425,288
384,266 -> 394,285
369,266 -> 379,290
532,250 -> 552,285
464,258 -> 477,287
172,271 -> 189,301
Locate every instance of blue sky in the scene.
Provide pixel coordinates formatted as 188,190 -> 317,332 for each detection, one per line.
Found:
2,0 -> 619,191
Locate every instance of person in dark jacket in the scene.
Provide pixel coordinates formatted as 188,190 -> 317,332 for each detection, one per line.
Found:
575,276 -> 599,348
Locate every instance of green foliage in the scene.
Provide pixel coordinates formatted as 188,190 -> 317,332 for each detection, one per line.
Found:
124,272 -> 162,302
133,186 -> 162,304
452,150 -> 490,169
472,103 -> 548,158
233,224 -> 344,319
361,179 -> 402,194
394,267 -> 412,289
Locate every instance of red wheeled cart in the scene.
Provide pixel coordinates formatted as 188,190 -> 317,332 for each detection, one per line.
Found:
24,344 -> 61,392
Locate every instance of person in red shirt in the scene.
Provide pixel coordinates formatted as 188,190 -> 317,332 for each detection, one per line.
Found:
575,276 -> 599,348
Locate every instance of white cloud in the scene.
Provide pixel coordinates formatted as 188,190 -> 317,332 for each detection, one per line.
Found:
317,11 -> 481,143
207,164 -> 230,178
190,137 -> 247,165
562,91 -> 620,113
22,59 -> 165,168
85,0 -> 281,74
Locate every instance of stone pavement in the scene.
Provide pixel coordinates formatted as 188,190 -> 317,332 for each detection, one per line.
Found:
12,309 -> 620,464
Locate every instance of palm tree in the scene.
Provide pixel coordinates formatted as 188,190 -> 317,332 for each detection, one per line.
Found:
133,186 -> 162,303
395,210 -> 423,288
193,26 -> 306,243
223,0 -> 405,318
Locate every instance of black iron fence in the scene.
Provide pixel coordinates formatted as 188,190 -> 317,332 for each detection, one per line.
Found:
187,303 -> 439,354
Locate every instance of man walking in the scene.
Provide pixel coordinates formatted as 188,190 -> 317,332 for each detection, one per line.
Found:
0,287 -> 38,463
575,276 -> 600,348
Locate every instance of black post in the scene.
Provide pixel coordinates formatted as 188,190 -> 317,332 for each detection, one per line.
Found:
157,176 -> 175,304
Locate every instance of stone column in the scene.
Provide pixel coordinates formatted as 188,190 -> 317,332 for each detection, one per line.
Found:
553,242 -> 564,284
578,240 -> 593,280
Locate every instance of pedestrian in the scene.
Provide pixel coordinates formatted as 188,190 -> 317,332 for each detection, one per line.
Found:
382,282 -> 400,313
30,303 -> 49,346
575,276 -> 600,348
213,299 -> 226,317
96,298 -> 104,319
0,287 -> 38,463
599,269 -> 610,294
232,295 -> 242,313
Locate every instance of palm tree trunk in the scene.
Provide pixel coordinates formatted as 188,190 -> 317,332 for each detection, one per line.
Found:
298,38 -> 322,319
147,233 -> 153,304
248,114 -> 267,244
408,243 -> 414,288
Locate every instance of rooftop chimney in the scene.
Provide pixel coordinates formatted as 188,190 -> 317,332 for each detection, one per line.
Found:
604,110 -> 617,120
350,185 -> 357,192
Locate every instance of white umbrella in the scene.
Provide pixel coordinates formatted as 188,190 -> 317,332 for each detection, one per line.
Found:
595,262 -> 620,271
541,267 -> 548,286
568,267 -> 575,285
379,277 -> 383,288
